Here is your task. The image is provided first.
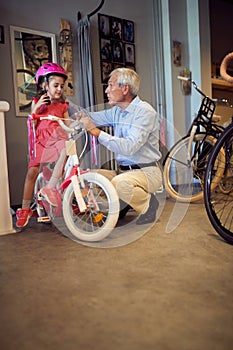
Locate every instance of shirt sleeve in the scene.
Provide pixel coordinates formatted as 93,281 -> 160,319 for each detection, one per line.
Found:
98,108 -> 157,156
89,108 -> 115,127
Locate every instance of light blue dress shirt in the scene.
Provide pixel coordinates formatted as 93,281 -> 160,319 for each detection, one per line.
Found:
90,96 -> 161,166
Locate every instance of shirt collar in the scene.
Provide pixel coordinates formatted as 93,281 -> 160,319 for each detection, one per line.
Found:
117,96 -> 140,115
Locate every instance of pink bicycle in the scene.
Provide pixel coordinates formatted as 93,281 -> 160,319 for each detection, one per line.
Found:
32,115 -> 120,242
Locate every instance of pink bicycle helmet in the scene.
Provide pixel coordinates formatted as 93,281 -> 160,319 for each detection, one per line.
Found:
36,62 -> 68,83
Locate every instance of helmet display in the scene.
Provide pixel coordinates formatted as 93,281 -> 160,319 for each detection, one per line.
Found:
36,62 -> 68,83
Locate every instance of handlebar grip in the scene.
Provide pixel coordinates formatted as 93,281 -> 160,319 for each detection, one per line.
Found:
30,114 -> 56,120
41,115 -> 59,121
177,76 -> 190,82
30,114 -> 60,121
30,114 -> 83,134
30,113 -> 41,120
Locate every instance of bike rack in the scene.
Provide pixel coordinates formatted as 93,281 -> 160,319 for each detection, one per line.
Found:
0,101 -> 16,235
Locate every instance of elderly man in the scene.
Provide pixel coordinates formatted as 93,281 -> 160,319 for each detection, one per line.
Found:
79,68 -> 162,225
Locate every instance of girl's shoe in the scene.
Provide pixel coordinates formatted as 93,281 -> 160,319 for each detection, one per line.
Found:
16,208 -> 33,228
41,186 -> 59,207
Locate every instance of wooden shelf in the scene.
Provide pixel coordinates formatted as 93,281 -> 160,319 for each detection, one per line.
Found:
212,78 -> 233,91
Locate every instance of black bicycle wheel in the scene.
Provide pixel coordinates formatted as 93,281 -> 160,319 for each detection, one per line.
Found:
16,69 -> 37,111
204,123 -> 233,244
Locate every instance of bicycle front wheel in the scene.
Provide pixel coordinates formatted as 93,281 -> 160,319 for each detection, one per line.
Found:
62,172 -> 120,242
204,123 -> 233,244
164,134 -> 223,202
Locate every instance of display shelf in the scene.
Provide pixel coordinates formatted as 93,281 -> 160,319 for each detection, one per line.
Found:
212,78 -> 233,90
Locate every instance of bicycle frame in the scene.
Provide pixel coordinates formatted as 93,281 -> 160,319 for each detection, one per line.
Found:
59,138 -> 90,213
163,77 -> 227,202
178,76 -> 224,164
35,115 -> 89,217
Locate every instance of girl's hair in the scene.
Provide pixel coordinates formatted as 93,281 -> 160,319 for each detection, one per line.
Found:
37,76 -> 47,95
37,74 -> 66,102
109,68 -> 140,96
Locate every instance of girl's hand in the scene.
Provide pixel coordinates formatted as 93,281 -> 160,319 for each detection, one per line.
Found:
31,94 -> 50,114
34,94 -> 49,109
40,93 -> 51,105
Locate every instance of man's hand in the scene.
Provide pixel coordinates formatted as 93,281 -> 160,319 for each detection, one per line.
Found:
76,112 -> 101,138
76,113 -> 96,131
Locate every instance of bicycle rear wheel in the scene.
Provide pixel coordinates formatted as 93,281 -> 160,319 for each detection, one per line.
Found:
62,172 -> 120,242
204,124 -> 233,244
163,133 -> 223,202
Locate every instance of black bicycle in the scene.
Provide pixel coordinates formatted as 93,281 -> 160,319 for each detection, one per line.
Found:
163,77 -> 225,202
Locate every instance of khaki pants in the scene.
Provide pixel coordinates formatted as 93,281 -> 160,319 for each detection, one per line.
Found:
96,166 -> 162,214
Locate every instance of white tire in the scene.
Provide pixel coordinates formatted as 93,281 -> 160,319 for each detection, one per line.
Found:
63,172 -> 119,242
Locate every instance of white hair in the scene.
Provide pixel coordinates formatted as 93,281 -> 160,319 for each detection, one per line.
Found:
110,68 -> 140,96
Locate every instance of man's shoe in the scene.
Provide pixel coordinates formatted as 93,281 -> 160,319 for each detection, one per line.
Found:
136,194 -> 159,225
16,208 -> 33,228
41,186 -> 59,207
118,200 -> 132,219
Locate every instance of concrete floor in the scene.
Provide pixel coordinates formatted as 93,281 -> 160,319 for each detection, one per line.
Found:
0,198 -> 233,350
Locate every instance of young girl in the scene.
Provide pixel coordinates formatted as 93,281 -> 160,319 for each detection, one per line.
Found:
16,62 -> 69,228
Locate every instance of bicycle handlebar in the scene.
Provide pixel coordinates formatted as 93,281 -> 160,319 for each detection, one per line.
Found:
177,76 -> 233,107
177,75 -> 190,82
29,114 -> 88,160
177,76 -> 207,98
30,114 -> 83,134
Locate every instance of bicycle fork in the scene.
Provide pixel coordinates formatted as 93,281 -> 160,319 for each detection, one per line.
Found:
70,174 -> 87,212
187,125 -> 198,166
62,139 -> 101,215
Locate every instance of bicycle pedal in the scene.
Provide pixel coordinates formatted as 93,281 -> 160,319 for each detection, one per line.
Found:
37,216 -> 51,223
156,185 -> 164,194
93,213 -> 104,223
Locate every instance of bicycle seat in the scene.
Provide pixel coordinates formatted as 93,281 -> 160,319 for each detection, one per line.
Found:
212,114 -> 222,123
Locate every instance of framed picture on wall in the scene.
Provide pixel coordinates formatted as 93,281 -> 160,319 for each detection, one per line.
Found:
112,40 -> 124,64
98,14 -> 110,38
124,43 -> 135,65
0,25 -> 5,44
110,17 -> 123,40
98,13 -> 136,103
123,20 -> 134,43
103,84 -> 108,103
100,38 -> 112,61
113,63 -> 124,69
10,25 -> 57,117
101,61 -> 112,83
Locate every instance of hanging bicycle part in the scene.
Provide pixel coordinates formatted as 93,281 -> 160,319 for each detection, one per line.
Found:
16,69 -> 37,111
58,18 -> 73,95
